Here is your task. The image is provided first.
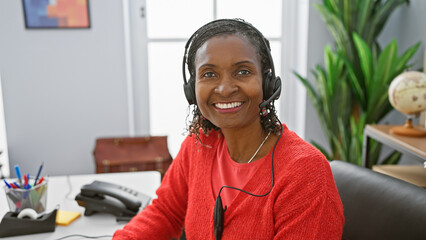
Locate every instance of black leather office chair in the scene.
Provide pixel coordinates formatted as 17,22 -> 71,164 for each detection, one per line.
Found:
329,160 -> 426,240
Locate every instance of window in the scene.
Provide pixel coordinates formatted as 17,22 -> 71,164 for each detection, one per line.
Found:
146,0 -> 283,157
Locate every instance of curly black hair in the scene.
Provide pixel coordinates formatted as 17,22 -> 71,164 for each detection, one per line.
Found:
184,19 -> 281,142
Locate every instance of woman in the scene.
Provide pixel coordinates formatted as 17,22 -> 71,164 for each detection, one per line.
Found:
113,19 -> 344,240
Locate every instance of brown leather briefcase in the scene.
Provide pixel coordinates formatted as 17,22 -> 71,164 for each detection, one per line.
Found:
93,136 -> 173,178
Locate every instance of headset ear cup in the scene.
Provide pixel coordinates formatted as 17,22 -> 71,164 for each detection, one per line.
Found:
274,76 -> 282,100
183,78 -> 196,105
263,72 -> 274,100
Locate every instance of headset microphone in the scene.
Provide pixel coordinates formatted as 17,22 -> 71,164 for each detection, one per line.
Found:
214,194 -> 226,240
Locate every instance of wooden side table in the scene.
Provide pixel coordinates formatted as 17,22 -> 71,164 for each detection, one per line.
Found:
362,124 -> 426,168
372,165 -> 426,188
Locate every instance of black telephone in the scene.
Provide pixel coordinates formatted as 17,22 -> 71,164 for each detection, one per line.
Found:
75,180 -> 151,221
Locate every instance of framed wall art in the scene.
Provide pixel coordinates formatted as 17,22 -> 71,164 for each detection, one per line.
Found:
22,0 -> 90,29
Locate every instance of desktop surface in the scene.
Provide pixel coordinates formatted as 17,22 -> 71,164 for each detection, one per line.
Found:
0,171 -> 161,240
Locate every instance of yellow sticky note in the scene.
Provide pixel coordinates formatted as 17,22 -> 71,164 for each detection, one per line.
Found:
56,210 -> 81,226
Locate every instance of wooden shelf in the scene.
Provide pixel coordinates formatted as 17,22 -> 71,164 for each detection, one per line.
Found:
373,165 -> 426,188
362,124 -> 426,167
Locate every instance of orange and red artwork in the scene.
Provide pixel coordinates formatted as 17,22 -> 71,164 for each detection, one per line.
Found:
23,0 -> 90,28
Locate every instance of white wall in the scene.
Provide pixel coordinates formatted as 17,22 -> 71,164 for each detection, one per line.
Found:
0,0 -> 149,177
0,75 -> 9,177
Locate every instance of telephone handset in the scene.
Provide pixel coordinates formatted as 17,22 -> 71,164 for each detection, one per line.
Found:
75,180 -> 151,221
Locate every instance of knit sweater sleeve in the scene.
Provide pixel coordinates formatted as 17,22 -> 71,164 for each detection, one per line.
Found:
112,137 -> 190,240
273,152 -> 344,239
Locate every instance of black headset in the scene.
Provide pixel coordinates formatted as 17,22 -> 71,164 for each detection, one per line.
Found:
182,19 -> 282,109
181,19 -> 284,240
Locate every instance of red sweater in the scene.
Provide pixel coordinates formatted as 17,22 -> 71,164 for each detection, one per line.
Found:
113,124 -> 344,239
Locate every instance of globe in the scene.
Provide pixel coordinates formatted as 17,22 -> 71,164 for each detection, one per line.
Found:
389,71 -> 426,114
388,71 -> 426,137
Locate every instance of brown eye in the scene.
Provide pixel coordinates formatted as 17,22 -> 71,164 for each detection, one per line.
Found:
203,72 -> 216,78
237,70 -> 250,75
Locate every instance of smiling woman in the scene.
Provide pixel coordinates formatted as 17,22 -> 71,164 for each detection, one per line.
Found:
194,35 -> 264,134
185,21 -> 282,146
113,19 -> 344,240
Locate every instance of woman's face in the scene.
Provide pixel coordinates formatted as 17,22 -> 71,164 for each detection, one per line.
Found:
194,34 -> 263,131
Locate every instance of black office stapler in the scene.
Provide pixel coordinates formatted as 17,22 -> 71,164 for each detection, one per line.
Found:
75,180 -> 151,221
0,209 -> 57,238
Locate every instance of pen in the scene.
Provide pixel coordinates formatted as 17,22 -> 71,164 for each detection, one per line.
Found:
14,165 -> 23,187
3,179 -> 12,189
34,162 -> 44,186
13,182 -> 21,189
24,174 -> 29,187
37,176 -> 44,185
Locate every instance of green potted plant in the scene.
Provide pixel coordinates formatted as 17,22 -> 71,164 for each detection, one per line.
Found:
295,0 -> 420,167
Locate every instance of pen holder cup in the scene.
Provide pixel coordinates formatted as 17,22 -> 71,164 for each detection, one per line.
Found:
3,179 -> 48,214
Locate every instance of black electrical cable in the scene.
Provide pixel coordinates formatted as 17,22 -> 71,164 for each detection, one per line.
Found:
54,234 -> 113,240
214,122 -> 284,240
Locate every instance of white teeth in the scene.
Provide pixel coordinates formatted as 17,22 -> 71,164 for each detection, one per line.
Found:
215,102 -> 243,109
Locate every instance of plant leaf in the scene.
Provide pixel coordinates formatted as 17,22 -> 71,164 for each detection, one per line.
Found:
367,0 -> 409,44
356,0 -> 374,34
293,71 -> 319,109
315,4 -> 353,60
381,151 -> 402,165
342,0 -> 352,34
353,33 -> 373,90
394,41 -> 421,74
368,39 -> 397,114
325,45 -> 335,96
339,53 -> 366,108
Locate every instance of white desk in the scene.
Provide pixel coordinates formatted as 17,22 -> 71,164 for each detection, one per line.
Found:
0,171 -> 161,240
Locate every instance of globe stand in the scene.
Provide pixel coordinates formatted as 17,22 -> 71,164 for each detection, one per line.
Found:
390,117 -> 426,137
